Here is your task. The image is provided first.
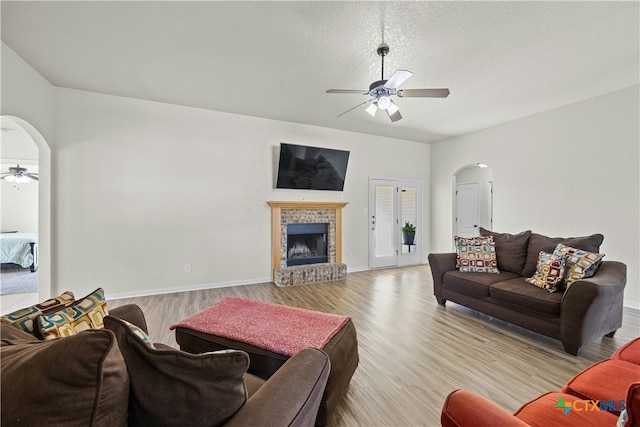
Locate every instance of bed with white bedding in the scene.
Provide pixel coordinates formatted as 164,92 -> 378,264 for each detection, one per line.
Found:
0,232 -> 38,272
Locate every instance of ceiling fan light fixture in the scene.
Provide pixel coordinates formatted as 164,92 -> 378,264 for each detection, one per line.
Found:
365,103 -> 378,117
5,175 -> 31,183
377,95 -> 392,110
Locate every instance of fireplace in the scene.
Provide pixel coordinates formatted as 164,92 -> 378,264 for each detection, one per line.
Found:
287,223 -> 329,266
268,201 -> 348,286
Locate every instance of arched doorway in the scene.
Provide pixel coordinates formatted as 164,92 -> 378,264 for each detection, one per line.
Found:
1,116 -> 51,299
453,163 -> 493,238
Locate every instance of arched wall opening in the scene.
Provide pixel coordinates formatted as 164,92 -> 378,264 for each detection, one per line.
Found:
1,115 -> 51,299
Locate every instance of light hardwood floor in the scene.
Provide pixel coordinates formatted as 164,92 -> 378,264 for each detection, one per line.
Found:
108,265 -> 639,427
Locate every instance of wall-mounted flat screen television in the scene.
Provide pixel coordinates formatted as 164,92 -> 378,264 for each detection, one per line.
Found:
276,143 -> 350,191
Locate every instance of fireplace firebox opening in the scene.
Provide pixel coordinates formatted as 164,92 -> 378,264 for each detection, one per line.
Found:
287,223 -> 329,266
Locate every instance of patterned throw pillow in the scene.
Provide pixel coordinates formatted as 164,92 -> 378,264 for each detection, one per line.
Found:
553,243 -> 604,285
526,251 -> 567,293
121,319 -> 155,349
1,291 -> 75,335
36,288 -> 108,340
454,236 -> 500,274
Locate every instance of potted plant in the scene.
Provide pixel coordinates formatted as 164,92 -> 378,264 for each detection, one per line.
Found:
402,222 -> 416,245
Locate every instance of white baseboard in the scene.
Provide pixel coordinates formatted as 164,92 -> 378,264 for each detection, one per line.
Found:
108,265 -> 372,300
106,276 -> 272,300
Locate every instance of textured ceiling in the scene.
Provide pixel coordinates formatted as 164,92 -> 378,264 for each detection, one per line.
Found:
1,1 -> 638,143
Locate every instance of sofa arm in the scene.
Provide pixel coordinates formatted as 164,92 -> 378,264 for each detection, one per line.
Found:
441,389 -> 530,427
109,304 -> 149,334
428,253 -> 458,303
224,347 -> 330,427
560,261 -> 627,354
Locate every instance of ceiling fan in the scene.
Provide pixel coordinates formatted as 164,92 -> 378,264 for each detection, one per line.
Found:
326,44 -> 450,122
1,165 -> 39,183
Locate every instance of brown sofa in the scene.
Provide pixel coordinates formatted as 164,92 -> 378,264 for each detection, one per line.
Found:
1,303 -> 330,427
441,337 -> 640,426
428,229 -> 627,355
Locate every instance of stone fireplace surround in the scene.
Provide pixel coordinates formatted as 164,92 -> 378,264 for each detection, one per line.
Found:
268,201 -> 348,287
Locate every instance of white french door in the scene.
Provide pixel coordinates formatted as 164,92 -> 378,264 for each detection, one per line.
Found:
369,179 -> 422,268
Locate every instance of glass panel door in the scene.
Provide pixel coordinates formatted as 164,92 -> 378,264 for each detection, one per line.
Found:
398,181 -> 421,266
370,179 -> 397,268
401,186 -> 417,254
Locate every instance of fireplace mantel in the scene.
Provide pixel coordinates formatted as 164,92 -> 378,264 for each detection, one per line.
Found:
267,201 -> 348,210
267,201 -> 348,284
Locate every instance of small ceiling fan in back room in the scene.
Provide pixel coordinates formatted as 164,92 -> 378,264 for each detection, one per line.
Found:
326,43 -> 450,122
0,165 -> 39,183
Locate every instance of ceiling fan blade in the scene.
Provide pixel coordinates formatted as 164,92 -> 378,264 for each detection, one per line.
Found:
26,174 -> 39,181
337,99 -> 374,118
0,173 -> 10,179
398,88 -> 450,98
385,70 -> 413,89
326,89 -> 369,95
388,109 -> 402,122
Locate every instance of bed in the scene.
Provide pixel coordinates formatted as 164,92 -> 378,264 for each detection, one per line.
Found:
0,232 -> 38,272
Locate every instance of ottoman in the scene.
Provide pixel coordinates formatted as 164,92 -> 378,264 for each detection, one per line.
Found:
172,298 -> 359,426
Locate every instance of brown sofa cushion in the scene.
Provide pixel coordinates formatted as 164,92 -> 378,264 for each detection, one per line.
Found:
1,320 -> 40,343
0,328 -> 129,427
479,228 -> 531,275
443,270 -> 520,298
104,316 -> 249,427
521,233 -> 604,278
489,278 -> 563,317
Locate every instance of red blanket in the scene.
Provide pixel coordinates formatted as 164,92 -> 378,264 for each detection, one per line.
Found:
170,297 -> 350,356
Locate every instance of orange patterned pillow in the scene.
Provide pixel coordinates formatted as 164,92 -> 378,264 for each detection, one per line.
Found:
36,288 -> 108,340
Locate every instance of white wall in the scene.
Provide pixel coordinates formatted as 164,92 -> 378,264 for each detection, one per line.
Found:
0,43 -> 55,142
431,85 -> 640,309
54,88 -> 430,298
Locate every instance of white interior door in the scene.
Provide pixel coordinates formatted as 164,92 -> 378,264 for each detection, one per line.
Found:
456,182 -> 480,237
370,179 -> 422,268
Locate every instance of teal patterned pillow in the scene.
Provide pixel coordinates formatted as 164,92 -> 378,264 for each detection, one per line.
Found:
121,319 -> 155,349
36,288 -> 108,340
1,291 -> 75,335
526,251 -> 566,293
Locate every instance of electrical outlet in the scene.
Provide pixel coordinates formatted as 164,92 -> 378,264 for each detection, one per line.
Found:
184,264 -> 192,273
348,251 -> 353,258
